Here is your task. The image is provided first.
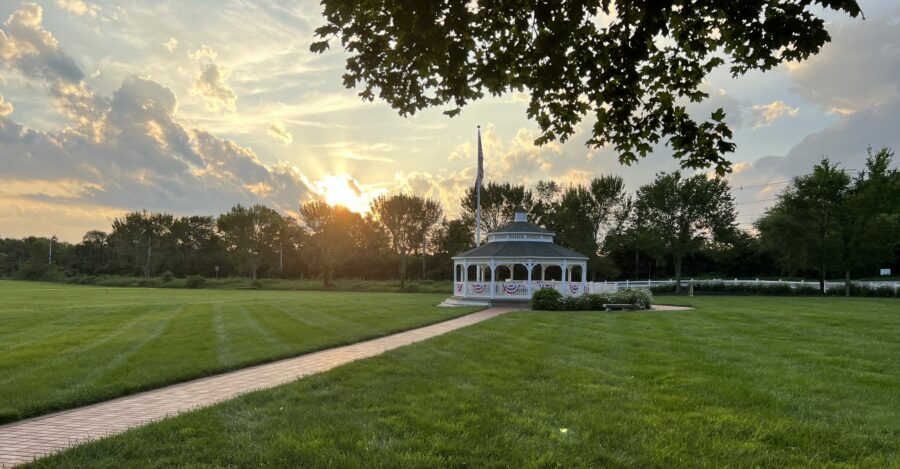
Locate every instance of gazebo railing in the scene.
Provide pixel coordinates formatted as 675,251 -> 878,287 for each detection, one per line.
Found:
454,281 -> 620,299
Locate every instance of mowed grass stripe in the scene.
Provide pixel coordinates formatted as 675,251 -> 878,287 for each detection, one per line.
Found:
0,280 -> 479,424
29,296 -> 899,468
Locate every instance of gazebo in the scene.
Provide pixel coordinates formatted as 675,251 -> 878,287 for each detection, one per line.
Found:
452,208 -> 597,302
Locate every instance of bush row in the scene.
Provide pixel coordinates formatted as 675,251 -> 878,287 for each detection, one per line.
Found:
531,288 -> 653,311
648,282 -> 898,297
16,271 -> 452,294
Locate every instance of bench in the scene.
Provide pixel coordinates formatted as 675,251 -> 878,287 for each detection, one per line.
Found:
603,303 -> 634,311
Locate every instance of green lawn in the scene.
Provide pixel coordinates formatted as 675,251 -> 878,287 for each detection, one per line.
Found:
0,280 -> 477,424
30,296 -> 899,468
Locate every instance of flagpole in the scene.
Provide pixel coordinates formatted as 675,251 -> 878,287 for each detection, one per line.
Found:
475,125 -> 482,246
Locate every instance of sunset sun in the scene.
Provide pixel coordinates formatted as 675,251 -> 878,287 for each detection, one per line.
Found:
313,174 -> 384,213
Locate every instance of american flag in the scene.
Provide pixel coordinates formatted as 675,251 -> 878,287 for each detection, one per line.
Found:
475,126 -> 484,188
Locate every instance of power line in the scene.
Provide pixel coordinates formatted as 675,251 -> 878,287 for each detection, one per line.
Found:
734,197 -> 778,205
729,168 -> 865,192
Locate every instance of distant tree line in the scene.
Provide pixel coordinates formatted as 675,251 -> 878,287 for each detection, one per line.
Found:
2,148 -> 897,293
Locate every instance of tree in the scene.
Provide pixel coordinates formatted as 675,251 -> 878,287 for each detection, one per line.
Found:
843,147 -> 900,287
460,182 -> 533,236
73,230 -> 111,275
299,201 -> 362,287
759,152 -> 900,294
109,211 -> 174,278
370,194 -> 443,288
634,171 -> 736,293
170,216 -> 223,276
533,176 -> 627,279
216,205 -> 283,280
756,159 -> 850,292
311,1 -> 861,174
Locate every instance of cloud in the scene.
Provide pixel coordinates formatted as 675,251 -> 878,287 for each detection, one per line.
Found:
687,87 -> 746,128
0,3 -> 312,222
0,95 -> 12,116
189,45 -> 218,61
788,18 -> 900,114
163,37 -> 178,53
55,0 -> 100,17
190,62 -> 237,112
750,101 -> 799,128
724,97 -> 900,221
267,122 -> 292,145
0,3 -> 84,83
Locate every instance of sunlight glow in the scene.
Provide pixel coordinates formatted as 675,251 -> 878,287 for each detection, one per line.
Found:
312,174 -> 386,213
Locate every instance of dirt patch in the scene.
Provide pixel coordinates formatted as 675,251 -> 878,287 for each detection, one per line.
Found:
651,304 -> 694,311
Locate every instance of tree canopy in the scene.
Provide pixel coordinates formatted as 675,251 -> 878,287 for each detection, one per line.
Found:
371,194 -> 443,288
633,171 -> 737,292
311,0 -> 861,174
757,149 -> 900,293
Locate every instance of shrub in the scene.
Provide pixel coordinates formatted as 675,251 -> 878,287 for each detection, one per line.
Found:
558,295 -> 592,311
531,288 -> 562,310
13,261 -> 65,282
185,275 -> 206,289
161,271 -> 174,283
614,288 -> 654,310
531,287 -> 653,311
135,278 -> 156,287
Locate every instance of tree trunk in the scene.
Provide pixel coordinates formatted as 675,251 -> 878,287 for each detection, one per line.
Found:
845,269 -> 851,297
400,254 -> 407,289
145,239 -> 152,279
819,261 -> 826,294
633,251 -> 640,279
674,255 -> 683,295
323,254 -> 332,288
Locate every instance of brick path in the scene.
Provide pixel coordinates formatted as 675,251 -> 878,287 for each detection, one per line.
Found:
0,307 -> 515,467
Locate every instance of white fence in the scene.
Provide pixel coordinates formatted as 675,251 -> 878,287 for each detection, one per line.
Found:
597,278 -> 900,293
453,278 -> 899,299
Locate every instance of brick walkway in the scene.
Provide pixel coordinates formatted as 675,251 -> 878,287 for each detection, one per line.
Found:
0,307 -> 515,467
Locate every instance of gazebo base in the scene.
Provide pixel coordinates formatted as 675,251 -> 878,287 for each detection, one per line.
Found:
439,296 -> 532,308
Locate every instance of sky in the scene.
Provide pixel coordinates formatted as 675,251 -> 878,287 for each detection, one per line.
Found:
1,0 -> 899,241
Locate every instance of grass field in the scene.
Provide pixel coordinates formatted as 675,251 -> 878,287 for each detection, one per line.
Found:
0,280 -> 477,424
30,296 -> 899,468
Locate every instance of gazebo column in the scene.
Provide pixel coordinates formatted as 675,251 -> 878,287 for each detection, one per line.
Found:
462,261 -> 468,298
562,260 -> 569,296
581,261 -> 588,295
525,261 -> 535,296
489,261 -> 498,299
541,265 -> 546,281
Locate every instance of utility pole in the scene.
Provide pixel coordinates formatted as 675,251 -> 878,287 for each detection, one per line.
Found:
422,229 -> 427,279
48,235 -> 56,264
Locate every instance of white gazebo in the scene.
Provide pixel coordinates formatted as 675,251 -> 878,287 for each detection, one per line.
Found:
452,209 -> 613,303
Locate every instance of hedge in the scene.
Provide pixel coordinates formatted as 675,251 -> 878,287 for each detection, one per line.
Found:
531,288 -> 653,311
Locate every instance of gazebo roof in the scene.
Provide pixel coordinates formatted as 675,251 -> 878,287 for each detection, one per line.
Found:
453,241 -> 587,260
490,221 -> 553,235
453,208 -> 589,261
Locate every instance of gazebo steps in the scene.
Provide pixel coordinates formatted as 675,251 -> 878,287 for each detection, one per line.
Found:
438,297 -> 491,307
439,297 -> 531,308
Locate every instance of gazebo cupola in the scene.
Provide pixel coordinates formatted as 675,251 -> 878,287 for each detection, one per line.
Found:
451,208 -> 591,301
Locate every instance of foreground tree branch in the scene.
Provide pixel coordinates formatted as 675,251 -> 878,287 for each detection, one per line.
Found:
311,0 -> 861,174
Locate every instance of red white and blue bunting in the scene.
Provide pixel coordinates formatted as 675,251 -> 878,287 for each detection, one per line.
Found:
503,283 -> 520,295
